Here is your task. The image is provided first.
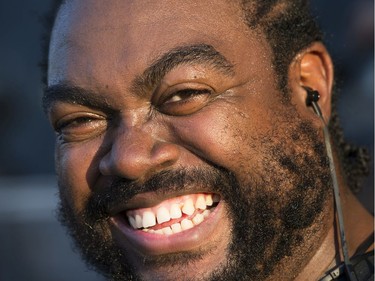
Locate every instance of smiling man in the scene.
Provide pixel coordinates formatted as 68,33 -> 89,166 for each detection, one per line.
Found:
42,1 -> 373,280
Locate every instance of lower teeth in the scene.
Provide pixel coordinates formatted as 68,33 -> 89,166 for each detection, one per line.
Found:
141,208 -> 213,235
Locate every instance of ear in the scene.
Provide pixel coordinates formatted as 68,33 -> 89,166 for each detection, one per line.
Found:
289,42 -> 334,122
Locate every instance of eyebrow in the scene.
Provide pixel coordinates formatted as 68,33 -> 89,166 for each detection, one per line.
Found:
42,84 -> 114,114
132,43 -> 235,95
43,43 -> 235,111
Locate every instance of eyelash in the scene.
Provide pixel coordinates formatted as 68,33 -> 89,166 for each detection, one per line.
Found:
162,88 -> 210,102
55,116 -> 95,133
53,112 -> 109,143
156,88 -> 213,115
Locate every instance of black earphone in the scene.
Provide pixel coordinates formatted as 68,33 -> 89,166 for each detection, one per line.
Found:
303,86 -> 320,105
303,86 -> 324,118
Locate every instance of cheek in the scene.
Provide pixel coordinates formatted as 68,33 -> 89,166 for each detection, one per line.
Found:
173,107 -> 265,178
56,140 -> 102,212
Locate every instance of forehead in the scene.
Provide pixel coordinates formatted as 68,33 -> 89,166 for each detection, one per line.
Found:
49,0 -> 272,87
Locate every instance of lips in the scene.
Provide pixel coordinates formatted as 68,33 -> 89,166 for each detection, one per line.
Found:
110,192 -> 224,255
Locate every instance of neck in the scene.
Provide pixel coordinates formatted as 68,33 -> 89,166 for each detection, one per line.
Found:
295,225 -> 336,280
295,185 -> 374,280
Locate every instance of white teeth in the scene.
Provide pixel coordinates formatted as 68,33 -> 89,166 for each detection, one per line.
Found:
126,194 -> 219,233
182,199 -> 195,215
181,219 -> 194,230
171,223 -> 182,233
195,195 -> 207,210
205,194 -> 213,206
135,214 -> 143,228
154,229 -> 164,235
170,204 -> 182,219
203,209 -> 211,218
142,211 -> 156,228
128,216 -> 137,229
192,213 -> 204,225
162,227 -> 173,235
156,206 -> 170,224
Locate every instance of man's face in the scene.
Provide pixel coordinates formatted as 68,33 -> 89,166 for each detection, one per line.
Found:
46,1 -> 332,280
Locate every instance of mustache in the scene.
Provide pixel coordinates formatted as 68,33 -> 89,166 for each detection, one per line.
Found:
84,166 -> 237,220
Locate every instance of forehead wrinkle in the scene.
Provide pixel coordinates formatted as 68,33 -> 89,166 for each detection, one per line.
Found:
131,43 -> 235,97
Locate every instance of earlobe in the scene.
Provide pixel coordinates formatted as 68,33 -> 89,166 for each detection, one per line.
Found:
289,42 -> 334,121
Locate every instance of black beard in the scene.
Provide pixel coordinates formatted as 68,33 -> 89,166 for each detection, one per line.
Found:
57,120 -> 332,281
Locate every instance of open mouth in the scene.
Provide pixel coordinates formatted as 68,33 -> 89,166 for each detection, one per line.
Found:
124,193 -> 220,235
110,192 -> 224,255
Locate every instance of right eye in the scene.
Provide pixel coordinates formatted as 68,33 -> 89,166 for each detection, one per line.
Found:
156,88 -> 213,116
54,113 -> 108,142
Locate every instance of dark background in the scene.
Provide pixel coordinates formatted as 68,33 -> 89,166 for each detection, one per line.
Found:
0,1 -> 373,280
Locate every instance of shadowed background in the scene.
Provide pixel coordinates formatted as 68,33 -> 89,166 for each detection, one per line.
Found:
0,1 -> 373,280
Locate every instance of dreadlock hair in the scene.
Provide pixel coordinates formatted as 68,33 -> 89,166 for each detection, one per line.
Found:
40,0 -> 370,193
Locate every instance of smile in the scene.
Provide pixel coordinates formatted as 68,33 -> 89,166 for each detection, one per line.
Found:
110,193 -> 224,255
125,193 -> 220,234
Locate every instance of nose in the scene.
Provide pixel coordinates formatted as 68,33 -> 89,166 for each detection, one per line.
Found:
99,125 -> 181,181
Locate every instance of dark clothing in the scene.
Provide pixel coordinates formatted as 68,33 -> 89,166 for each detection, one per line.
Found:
319,251 -> 374,281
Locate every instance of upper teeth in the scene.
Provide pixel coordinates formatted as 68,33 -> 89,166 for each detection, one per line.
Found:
126,193 -> 219,233
170,204 -> 182,219
142,211 -> 156,228
181,198 -> 195,216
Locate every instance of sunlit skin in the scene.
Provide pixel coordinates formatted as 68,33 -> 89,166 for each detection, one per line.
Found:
45,1 -> 374,280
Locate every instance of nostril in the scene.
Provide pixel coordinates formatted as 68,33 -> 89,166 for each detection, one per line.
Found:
160,159 -> 178,169
98,139 -> 180,180
150,141 -> 181,167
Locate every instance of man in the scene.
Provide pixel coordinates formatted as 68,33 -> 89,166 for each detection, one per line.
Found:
42,0 -> 373,280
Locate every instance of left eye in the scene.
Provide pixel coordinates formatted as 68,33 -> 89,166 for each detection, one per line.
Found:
54,113 -> 107,142
157,88 -> 212,116
56,116 -> 95,131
